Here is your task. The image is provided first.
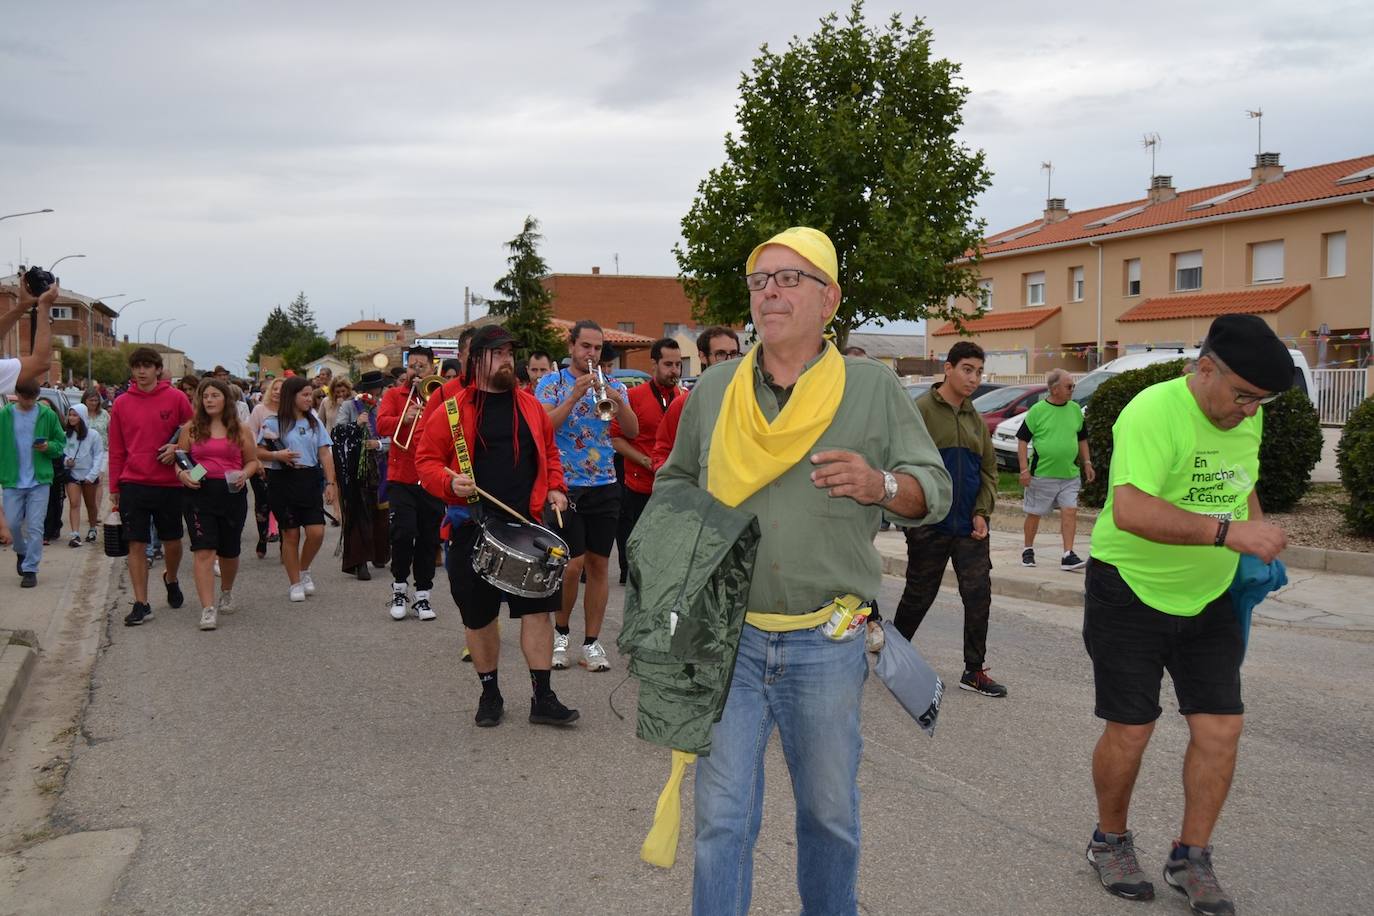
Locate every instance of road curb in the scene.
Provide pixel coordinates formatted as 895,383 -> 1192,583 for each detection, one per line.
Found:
0,629 -> 40,747
879,552 -> 1085,609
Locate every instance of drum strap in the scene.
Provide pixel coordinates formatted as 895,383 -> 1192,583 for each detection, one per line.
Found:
443,396 -> 480,505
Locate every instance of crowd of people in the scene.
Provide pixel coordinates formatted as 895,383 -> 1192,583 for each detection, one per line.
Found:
0,230 -> 1297,914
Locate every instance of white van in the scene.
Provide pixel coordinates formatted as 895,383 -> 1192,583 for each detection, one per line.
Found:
991,347 -> 1314,470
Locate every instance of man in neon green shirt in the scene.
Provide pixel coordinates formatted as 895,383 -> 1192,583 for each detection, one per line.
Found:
1082,315 -> 1290,915
1017,368 -> 1094,569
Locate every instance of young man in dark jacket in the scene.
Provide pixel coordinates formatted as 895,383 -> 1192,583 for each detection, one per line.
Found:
892,340 -> 1007,697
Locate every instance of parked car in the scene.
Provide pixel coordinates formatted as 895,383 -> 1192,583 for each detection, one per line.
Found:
971,384 -> 1048,435
5,387 -> 73,418
905,381 -> 1003,402
609,368 -> 650,387
991,348 -> 1315,471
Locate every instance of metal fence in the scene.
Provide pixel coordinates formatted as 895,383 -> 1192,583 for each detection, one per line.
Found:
1313,368 -> 1369,426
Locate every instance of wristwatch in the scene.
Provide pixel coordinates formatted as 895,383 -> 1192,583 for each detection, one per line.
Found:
879,470 -> 898,505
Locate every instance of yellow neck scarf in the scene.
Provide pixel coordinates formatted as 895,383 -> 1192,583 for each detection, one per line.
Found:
706,342 -> 846,507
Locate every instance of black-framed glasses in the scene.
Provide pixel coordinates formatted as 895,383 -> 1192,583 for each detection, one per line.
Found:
710,349 -> 742,361
744,269 -> 829,292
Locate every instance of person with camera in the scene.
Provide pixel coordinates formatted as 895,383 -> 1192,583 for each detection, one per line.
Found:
0,269 -> 58,395
176,379 -> 261,630
535,320 -> 637,672
109,347 -> 195,625
0,379 -> 67,587
377,346 -> 445,621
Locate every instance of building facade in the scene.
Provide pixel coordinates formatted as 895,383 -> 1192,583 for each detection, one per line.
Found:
542,269 -> 705,373
334,319 -> 405,352
933,153 -> 1374,375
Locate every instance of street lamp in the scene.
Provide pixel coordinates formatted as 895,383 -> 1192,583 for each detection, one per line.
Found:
136,317 -> 165,340
50,253 -> 85,271
84,292 -> 129,386
152,318 -> 177,342
0,209 -> 53,222
165,323 -> 188,351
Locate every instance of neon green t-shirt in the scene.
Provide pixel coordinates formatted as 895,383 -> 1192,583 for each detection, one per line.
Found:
1020,398 -> 1085,479
1090,376 -> 1261,616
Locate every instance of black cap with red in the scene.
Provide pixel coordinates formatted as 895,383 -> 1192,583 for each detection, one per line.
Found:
469,325 -> 520,351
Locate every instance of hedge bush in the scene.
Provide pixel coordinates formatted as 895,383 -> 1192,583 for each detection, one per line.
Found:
1080,360 -> 1322,512
1337,397 -> 1374,536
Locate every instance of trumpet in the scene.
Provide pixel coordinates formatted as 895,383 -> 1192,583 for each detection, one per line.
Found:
588,360 -> 616,421
395,374 -> 446,451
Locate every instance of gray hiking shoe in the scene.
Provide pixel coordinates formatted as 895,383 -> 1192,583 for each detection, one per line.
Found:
1086,828 -> 1155,901
1164,843 -> 1235,915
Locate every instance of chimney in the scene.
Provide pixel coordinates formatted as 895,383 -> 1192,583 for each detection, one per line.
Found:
401,318 -> 415,344
591,266 -> 601,275
1148,174 -> 1177,204
1252,152 -> 1284,184
1043,197 -> 1069,224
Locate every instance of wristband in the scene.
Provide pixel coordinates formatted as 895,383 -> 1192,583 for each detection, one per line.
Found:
1214,517 -> 1230,547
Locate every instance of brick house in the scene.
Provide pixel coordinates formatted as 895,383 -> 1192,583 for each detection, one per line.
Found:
2,274 -> 121,383
542,269 -> 704,373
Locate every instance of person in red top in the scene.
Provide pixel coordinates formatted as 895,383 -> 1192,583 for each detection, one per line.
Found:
108,347 -> 194,626
651,326 -> 742,471
414,325 -> 576,728
377,345 -> 445,622
610,337 -> 682,581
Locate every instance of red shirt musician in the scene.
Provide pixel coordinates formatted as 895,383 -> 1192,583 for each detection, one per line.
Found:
650,325 -> 742,471
610,338 -> 683,552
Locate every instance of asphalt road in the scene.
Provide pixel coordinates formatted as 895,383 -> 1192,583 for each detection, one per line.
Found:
52,525 -> 1374,915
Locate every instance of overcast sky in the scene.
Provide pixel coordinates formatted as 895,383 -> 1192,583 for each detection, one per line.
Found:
4,0 -> 1371,373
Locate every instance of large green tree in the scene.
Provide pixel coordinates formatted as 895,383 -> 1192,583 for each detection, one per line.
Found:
285,291 -> 319,338
249,306 -> 297,362
491,216 -> 566,361
675,2 -> 992,347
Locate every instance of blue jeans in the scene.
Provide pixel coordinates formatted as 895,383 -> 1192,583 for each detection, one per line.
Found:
693,623 -> 868,916
4,484 -> 50,573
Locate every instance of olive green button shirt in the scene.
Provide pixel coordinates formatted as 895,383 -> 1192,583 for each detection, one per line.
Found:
657,346 -> 952,614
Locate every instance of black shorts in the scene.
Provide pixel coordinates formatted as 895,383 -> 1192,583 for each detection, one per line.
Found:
446,524 -> 560,629
120,482 -> 185,542
267,466 -> 326,530
544,483 -> 619,558
183,480 -> 249,558
1082,559 -> 1244,724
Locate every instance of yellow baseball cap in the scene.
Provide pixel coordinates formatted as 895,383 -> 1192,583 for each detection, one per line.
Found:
746,227 -> 839,286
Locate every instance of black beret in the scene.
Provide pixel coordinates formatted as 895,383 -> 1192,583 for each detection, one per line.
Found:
1204,314 -> 1293,393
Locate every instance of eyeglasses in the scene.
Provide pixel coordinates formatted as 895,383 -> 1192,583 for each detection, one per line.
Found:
1218,368 -> 1279,405
744,269 -> 829,292
709,349 -> 742,361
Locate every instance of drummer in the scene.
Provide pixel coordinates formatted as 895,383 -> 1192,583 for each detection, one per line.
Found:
414,325 -> 578,729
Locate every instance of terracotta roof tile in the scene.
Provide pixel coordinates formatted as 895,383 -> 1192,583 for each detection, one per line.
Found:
550,318 -> 655,346
980,155 -> 1374,257
337,320 -> 403,332
1118,285 -> 1310,322
932,307 -> 1061,336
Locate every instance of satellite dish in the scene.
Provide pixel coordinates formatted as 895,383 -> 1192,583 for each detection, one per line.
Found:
371,353 -> 389,369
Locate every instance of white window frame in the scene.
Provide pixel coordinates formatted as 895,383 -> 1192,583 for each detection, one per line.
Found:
366,332 -> 379,341
1126,259 -> 1142,297
1250,240 -> 1284,284
1324,231 -> 1347,278
1025,271 -> 1046,307
977,279 -> 994,311
50,306 -> 73,320
1071,266 -> 1085,302
1174,250 -> 1203,291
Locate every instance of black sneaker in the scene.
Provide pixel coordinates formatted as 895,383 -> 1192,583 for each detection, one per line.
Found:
475,693 -> 504,727
15,554 -> 23,576
1163,844 -> 1235,915
530,692 -> 581,727
20,572 -> 37,588
355,564 -> 372,581
164,576 -> 184,609
959,667 -> 1009,697
1062,550 -> 1087,571
1021,548 -> 1036,567
123,602 -> 154,627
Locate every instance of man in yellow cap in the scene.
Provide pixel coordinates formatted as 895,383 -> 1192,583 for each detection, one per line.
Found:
657,226 -> 952,914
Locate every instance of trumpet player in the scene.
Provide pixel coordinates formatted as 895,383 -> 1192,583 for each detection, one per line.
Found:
377,345 -> 446,622
535,320 -> 637,672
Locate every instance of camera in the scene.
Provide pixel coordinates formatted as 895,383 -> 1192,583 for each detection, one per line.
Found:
23,268 -> 56,297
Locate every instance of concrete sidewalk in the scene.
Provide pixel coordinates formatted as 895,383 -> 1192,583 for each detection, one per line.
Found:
874,527 -> 1374,632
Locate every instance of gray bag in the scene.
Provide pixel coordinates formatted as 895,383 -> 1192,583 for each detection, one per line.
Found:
873,622 -> 943,736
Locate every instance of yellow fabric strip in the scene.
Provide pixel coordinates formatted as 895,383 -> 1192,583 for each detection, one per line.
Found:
640,749 -> 697,867
705,343 -> 846,508
744,607 -> 833,632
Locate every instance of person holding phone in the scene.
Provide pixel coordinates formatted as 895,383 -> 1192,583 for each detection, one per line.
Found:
256,376 -> 337,603
0,379 -> 66,587
177,379 -> 261,631
63,407 -> 103,548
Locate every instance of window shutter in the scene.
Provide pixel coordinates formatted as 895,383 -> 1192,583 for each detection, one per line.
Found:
1251,240 -> 1284,283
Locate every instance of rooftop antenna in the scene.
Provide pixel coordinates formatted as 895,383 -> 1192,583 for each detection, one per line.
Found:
613,252 -> 620,275
1245,108 -> 1263,155
1141,133 -> 1161,179
1040,161 -> 1054,200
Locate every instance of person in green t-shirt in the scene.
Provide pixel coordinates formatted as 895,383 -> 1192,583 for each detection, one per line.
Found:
1080,315 -> 1291,914
1016,368 -> 1094,570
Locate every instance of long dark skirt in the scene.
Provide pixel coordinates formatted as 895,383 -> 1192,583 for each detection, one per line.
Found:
341,485 -> 390,572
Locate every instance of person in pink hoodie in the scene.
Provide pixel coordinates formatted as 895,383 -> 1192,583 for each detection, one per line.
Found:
108,347 -> 193,627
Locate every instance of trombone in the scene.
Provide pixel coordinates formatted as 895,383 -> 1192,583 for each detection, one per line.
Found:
395,374 -> 445,451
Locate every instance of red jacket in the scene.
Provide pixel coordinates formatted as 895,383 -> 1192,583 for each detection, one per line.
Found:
651,390 -> 690,472
108,381 -> 193,494
377,382 -> 424,484
414,379 -> 565,521
611,381 -> 679,494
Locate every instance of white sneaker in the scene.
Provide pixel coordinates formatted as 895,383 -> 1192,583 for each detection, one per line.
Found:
213,559 -> 221,577
217,591 -> 235,615
289,583 -> 306,603
389,584 -> 408,621
199,606 -> 218,630
300,570 -> 316,595
580,639 -> 611,672
413,591 -> 436,621
552,632 -> 570,670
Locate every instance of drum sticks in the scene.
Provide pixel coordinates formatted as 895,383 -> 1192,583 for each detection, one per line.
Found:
445,468 -> 532,524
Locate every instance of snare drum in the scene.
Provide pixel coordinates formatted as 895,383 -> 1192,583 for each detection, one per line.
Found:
471,517 -> 570,598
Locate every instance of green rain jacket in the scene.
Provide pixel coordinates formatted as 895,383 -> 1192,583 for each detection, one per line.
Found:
617,479 -> 760,756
